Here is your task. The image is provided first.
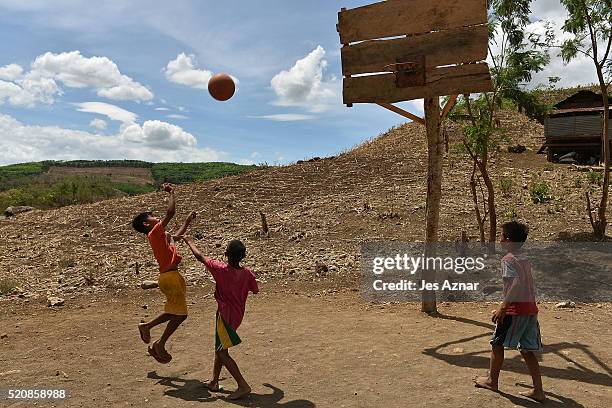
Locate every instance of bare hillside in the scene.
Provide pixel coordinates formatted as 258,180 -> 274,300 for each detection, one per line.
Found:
0,110 -> 608,299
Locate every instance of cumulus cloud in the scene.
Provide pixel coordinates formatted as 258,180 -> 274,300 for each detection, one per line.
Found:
164,53 -> 213,89
270,46 -> 337,112
0,51 -> 153,107
89,118 -> 107,130
0,114 -> 225,165
252,113 -> 315,122
0,63 -> 23,81
75,102 -> 137,124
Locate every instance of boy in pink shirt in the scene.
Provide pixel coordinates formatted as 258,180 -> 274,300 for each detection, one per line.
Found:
475,221 -> 544,403
182,236 -> 258,400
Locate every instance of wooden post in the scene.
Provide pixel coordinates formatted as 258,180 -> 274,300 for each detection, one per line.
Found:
422,96 -> 442,313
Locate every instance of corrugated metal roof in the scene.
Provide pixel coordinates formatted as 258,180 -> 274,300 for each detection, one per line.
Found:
550,106 -> 612,116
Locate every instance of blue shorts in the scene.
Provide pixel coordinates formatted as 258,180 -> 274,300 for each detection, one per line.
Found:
491,315 -> 543,352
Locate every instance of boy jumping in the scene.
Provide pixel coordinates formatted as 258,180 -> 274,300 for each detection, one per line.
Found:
181,236 -> 258,400
475,221 -> 544,403
132,183 -> 196,364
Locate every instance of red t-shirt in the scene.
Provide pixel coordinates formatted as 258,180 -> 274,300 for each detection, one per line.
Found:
501,252 -> 538,315
147,222 -> 182,273
203,257 -> 258,330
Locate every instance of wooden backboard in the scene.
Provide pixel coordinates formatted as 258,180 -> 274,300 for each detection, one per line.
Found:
338,0 -> 493,105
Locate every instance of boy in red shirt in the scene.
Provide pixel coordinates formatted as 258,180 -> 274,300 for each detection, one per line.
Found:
182,236 -> 258,400
132,183 -> 196,364
475,221 -> 544,402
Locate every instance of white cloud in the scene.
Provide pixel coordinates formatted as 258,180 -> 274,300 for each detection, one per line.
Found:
155,107 -> 170,111
120,120 -> 196,150
0,63 -> 23,81
0,51 -> 153,107
487,6 -> 602,89
167,114 -> 189,120
270,46 -> 337,113
75,102 -> 137,124
89,118 -> 107,130
252,113 -> 315,122
250,151 -> 260,158
164,53 -> 213,90
0,75 -> 60,107
525,18 -> 601,88
0,114 -> 225,165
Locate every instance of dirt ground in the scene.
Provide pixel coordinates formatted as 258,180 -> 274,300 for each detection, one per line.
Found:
1,282 -> 610,408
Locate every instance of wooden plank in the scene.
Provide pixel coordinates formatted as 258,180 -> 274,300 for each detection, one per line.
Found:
341,25 -> 488,76
377,103 -> 425,124
338,0 -> 487,44
343,63 -> 493,104
441,94 -> 459,120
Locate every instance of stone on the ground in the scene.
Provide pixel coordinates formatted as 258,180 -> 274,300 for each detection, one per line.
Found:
556,301 -> 576,308
47,296 -> 65,307
0,333 -> 7,339
4,206 -> 36,217
141,281 -> 158,289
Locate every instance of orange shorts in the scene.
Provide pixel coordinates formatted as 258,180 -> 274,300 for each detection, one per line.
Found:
158,270 -> 187,315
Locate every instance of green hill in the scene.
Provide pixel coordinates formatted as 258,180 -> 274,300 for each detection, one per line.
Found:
0,160 -> 258,211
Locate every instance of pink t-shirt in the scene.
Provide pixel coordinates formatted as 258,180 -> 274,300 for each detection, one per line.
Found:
203,258 -> 258,330
501,252 -> 538,315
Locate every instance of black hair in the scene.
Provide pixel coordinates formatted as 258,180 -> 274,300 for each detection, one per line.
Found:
502,221 -> 529,245
132,212 -> 153,234
226,239 -> 246,263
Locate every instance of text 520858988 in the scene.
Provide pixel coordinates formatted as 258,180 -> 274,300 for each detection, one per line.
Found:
3,389 -> 68,400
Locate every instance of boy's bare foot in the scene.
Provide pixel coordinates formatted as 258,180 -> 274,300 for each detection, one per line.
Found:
206,380 -> 222,392
227,385 -> 251,400
474,376 -> 498,392
519,390 -> 545,403
148,342 -> 172,364
138,323 -> 151,344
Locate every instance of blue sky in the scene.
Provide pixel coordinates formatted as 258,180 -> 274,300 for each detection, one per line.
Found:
0,0 -> 595,165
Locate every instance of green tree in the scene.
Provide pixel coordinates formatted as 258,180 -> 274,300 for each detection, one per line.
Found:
559,0 -> 611,239
461,0 -> 551,246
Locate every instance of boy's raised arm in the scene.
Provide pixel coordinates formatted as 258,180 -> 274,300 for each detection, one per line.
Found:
160,183 -> 176,229
182,236 -> 206,264
173,211 -> 197,238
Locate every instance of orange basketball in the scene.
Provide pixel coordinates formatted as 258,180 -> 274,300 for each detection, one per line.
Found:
208,73 -> 235,101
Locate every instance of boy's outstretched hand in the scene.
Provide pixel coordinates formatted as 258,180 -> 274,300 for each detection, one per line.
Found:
161,183 -> 175,193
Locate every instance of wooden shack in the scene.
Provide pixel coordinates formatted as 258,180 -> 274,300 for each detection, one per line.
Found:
543,90 -> 612,164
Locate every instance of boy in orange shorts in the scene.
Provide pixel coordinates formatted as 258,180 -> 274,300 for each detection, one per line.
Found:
132,183 -> 196,364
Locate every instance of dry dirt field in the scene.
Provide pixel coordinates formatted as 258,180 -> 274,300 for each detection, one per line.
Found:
1,283 -> 611,408
1,111 -> 611,407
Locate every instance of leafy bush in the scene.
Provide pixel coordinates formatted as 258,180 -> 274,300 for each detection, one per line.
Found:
499,176 -> 513,197
0,278 -> 17,295
0,176 -> 126,210
587,171 -> 603,185
530,180 -> 552,203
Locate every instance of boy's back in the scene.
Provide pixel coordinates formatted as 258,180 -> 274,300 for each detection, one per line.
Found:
204,258 -> 259,330
501,252 -> 538,315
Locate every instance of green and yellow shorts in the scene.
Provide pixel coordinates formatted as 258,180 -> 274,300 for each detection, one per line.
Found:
215,311 -> 241,351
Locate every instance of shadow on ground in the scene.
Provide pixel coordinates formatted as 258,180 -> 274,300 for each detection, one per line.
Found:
148,371 -> 316,407
423,313 -> 611,407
